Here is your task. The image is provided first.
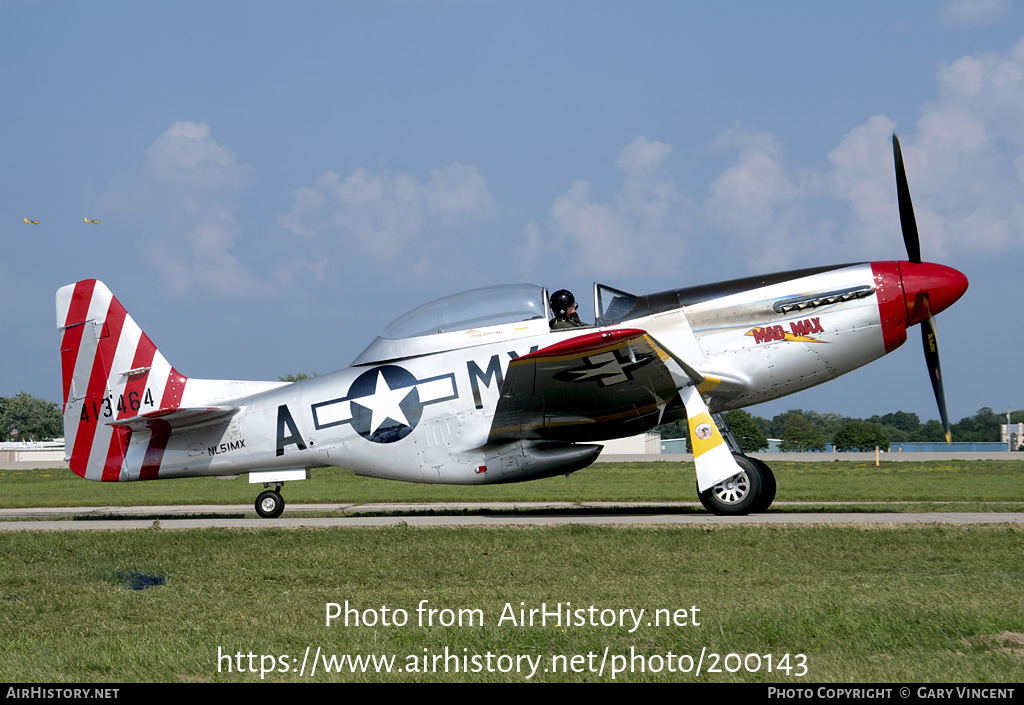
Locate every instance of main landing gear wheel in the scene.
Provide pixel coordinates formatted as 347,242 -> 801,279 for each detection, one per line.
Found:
697,454 -> 765,516
749,457 -> 776,513
255,489 -> 285,519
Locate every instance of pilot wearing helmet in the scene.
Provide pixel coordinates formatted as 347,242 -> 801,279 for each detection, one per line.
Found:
549,289 -> 586,330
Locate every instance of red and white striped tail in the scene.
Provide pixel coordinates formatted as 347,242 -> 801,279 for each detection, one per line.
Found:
57,280 -> 187,481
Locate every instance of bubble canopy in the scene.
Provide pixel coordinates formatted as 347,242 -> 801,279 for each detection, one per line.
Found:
379,283 -> 548,339
353,284 -> 551,365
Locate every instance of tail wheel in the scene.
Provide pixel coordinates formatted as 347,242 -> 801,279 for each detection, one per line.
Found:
255,490 -> 285,519
697,454 -> 764,516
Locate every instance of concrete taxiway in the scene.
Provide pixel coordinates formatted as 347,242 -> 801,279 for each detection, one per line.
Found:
2,454 -> 1019,530
0,502 -> 1020,530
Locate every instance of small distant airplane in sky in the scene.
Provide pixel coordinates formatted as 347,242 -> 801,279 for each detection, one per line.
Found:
24,218 -> 39,224
84,217 -> 100,224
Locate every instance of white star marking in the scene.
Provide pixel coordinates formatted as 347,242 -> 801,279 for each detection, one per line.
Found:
570,352 -> 628,385
358,370 -> 412,434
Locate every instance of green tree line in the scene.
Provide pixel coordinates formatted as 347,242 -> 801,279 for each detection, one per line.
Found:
2,389 -> 1021,452
0,392 -> 63,442
657,407 -> 1023,452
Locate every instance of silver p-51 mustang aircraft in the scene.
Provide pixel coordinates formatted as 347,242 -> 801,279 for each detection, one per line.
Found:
56,136 -> 967,517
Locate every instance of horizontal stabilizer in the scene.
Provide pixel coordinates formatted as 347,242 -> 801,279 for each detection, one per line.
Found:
109,406 -> 239,432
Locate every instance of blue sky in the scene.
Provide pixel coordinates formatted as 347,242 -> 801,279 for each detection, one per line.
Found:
3,1 -> 1022,425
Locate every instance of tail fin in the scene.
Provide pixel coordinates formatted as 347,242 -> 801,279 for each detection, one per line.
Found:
57,280 -> 187,481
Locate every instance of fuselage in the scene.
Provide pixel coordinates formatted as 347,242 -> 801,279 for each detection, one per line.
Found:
97,259 -> 964,486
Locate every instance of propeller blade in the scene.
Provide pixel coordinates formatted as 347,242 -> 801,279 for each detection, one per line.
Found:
918,295 -> 951,443
894,134 -> 955,442
893,134 -> 922,264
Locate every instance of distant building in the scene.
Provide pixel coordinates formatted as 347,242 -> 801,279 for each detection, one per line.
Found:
890,442 -> 1009,453
0,439 -> 66,462
603,431 -> 661,454
1001,424 -> 1024,451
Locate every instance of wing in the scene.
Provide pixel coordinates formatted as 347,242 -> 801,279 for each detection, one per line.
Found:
488,329 -> 682,443
488,327 -> 747,492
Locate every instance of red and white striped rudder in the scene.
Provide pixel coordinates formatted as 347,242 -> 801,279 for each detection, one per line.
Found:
56,280 -> 187,481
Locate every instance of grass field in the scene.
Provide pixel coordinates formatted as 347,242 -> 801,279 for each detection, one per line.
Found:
1,461 -> 1021,683
1,525 -> 1021,682
2,459 -> 1022,510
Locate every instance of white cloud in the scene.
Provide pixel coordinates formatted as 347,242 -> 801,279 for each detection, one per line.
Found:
278,162 -> 497,282
691,125 -> 841,272
706,160 -> 787,227
697,39 -> 1024,269
941,0 -> 1011,27
514,137 -> 694,281
103,121 -> 267,299
144,121 -> 248,191
106,38 -> 1024,299
834,39 -> 1024,260
825,115 -> 902,258
524,34 -> 1024,283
